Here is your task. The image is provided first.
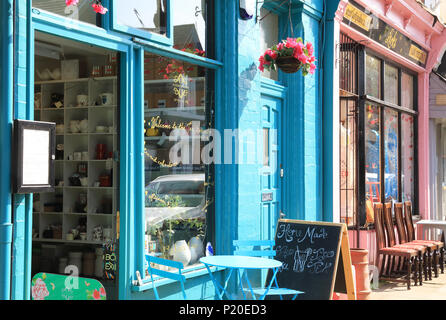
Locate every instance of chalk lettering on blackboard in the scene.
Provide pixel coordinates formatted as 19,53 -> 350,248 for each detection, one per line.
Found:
297,227 -> 328,244
293,246 -> 312,272
293,246 -> 335,274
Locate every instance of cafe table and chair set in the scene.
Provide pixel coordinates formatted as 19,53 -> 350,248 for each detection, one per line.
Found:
145,240 -> 303,300
143,199 -> 446,299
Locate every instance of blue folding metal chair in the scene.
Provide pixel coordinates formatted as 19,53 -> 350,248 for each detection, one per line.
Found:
233,240 -> 303,300
145,254 -> 187,300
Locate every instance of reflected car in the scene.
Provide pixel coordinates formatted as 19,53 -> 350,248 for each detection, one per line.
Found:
144,174 -> 205,229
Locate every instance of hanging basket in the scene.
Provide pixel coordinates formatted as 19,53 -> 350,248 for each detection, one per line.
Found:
275,56 -> 303,73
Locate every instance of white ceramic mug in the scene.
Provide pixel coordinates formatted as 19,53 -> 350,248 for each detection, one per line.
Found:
103,228 -> 112,241
77,95 -> 88,107
70,120 -> 80,133
99,93 -> 113,106
74,152 -> 82,161
80,177 -> 88,187
79,119 -> 88,133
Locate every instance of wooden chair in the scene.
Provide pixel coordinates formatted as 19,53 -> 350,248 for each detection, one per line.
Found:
145,254 -> 187,300
383,202 -> 425,285
374,203 -> 419,290
233,240 -> 303,300
404,201 -> 445,276
394,202 -> 437,281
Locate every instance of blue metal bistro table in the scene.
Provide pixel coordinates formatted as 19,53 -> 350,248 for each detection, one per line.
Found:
200,255 -> 282,300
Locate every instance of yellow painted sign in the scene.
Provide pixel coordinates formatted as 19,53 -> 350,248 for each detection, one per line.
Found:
409,45 -> 427,64
344,3 -> 372,31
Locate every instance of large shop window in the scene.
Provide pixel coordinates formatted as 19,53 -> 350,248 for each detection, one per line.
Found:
113,0 -> 209,54
32,0 -> 102,26
339,43 -> 418,229
363,53 -> 418,224
143,52 -> 213,268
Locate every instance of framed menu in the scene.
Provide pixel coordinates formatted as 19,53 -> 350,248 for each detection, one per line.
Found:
13,119 -> 56,194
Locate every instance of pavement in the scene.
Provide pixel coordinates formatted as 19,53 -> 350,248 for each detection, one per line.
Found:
369,271 -> 446,300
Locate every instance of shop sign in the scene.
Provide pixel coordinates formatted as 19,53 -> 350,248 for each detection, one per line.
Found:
12,119 -> 55,194
343,0 -> 428,67
344,3 -> 372,32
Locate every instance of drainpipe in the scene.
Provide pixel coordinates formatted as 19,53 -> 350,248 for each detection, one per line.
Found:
0,0 -> 14,300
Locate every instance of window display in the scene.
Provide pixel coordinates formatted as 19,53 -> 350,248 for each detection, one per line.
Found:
143,51 -> 212,267
384,108 -> 399,201
32,32 -> 120,299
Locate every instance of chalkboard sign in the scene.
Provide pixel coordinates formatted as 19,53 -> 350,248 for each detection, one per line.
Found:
267,219 -> 355,300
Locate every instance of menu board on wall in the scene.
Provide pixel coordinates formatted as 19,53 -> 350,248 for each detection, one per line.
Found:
13,119 -> 55,194
343,0 -> 428,68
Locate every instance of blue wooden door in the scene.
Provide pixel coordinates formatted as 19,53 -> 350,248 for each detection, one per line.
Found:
260,95 -> 282,241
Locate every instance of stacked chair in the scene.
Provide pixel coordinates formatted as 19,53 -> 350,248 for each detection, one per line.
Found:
374,203 -> 420,289
374,201 -> 445,290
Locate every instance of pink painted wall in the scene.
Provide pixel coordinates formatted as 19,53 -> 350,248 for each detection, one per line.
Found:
337,0 -> 446,220
337,1 -> 446,265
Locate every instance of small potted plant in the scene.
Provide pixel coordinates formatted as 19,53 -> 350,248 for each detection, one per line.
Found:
258,37 -> 316,75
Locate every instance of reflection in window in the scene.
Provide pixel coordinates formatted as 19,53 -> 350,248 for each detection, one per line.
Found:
384,109 -> 399,201
365,104 -> 380,204
115,0 -> 167,35
366,54 -> 381,99
172,0 -> 208,57
402,72 -> 414,110
144,52 -> 212,267
401,114 -> 414,202
340,99 -> 357,227
32,0 -> 100,26
384,64 -> 398,105
263,128 -> 269,166
259,8 -> 278,81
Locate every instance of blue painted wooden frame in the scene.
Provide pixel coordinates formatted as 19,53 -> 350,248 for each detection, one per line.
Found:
0,0 -> 14,301
27,0 -> 234,300
31,9 -> 134,300
110,0 -> 173,47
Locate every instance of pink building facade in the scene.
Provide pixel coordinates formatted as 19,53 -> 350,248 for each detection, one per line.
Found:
329,0 -> 446,267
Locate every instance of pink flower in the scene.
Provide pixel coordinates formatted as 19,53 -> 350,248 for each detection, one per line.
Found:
92,3 -> 108,14
285,38 -> 297,48
293,43 -> 304,58
308,55 -> 316,63
309,63 -> 317,74
66,0 -> 79,6
31,278 -> 50,300
306,42 -> 314,56
265,49 -> 277,60
298,53 -> 308,64
277,43 -> 284,51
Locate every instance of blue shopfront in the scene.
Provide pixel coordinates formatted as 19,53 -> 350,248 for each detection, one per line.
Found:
0,0 -> 337,300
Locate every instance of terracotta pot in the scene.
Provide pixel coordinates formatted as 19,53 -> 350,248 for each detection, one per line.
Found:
275,56 -> 303,73
350,248 -> 371,300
